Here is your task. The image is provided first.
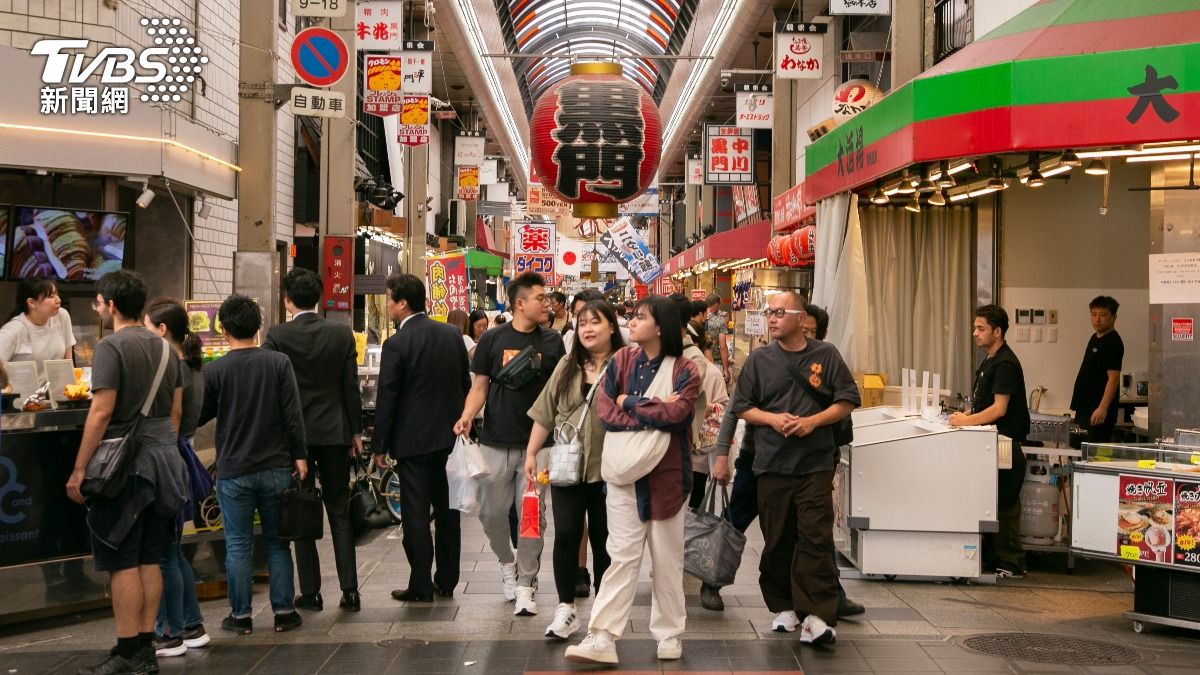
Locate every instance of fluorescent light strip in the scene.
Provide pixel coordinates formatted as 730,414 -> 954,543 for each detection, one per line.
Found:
1042,164 -> 1074,177
1126,152 -> 1200,163
1077,144 -> 1200,159
456,0 -> 530,180
948,191 -> 971,202
948,160 -> 974,175
0,121 -> 242,172
662,0 -> 739,152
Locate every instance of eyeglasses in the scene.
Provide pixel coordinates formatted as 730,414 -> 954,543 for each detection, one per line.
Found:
760,308 -> 807,319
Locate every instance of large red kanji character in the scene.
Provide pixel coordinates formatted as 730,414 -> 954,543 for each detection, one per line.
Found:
732,138 -> 750,154
372,22 -> 390,41
519,225 -> 551,253
732,156 -> 750,172
356,22 -> 370,40
712,138 -> 728,154
711,155 -> 729,171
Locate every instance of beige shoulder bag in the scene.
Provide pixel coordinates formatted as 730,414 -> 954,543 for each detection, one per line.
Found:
601,356 -> 677,486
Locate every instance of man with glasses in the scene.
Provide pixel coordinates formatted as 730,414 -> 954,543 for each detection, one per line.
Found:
730,292 -> 859,646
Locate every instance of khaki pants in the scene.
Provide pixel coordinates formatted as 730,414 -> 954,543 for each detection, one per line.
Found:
587,482 -> 686,642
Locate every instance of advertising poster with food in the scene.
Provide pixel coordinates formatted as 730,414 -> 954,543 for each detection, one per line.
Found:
10,207 -> 126,280
1175,481 -> 1200,568
184,301 -> 229,353
1118,475 -> 1174,564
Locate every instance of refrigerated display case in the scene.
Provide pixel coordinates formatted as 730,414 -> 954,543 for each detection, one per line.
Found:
1071,441 -> 1200,633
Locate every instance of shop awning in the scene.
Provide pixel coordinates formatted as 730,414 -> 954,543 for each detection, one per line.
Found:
464,249 -> 505,276
661,219 -> 771,276
803,0 -> 1200,202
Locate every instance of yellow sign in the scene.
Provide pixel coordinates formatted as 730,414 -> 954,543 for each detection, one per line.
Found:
1120,545 -> 1141,561
1191,453 -> 1200,465
1137,459 -> 1158,469
354,332 -> 368,366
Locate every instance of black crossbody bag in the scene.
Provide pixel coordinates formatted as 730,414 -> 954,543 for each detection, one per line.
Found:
789,360 -> 854,447
494,329 -> 545,391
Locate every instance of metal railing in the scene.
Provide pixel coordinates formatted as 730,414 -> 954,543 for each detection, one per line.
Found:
934,0 -> 973,63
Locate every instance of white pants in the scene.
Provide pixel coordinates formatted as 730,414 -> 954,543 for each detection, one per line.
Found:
477,444 -> 547,587
587,482 -> 686,641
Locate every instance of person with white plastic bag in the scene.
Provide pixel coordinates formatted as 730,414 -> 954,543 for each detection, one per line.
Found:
523,300 -> 624,640
564,296 -> 700,666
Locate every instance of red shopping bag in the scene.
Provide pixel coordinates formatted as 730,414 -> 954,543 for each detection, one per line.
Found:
519,480 -> 541,539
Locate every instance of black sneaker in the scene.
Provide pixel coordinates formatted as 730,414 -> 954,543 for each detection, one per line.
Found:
221,614 -> 253,635
837,598 -> 866,617
995,563 -> 1026,579
133,645 -> 159,674
274,611 -> 303,632
152,634 -> 186,658
76,652 -> 143,675
575,568 -> 591,598
181,624 -> 211,649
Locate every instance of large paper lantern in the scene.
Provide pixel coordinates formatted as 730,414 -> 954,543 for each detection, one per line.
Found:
833,78 -> 885,122
789,225 -> 816,266
767,236 -> 784,266
530,62 -> 662,219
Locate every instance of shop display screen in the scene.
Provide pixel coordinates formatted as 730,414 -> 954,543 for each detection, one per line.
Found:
8,207 -> 127,281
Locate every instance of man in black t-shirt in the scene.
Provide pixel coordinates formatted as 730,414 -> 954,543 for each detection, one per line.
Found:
1070,296 -> 1123,443
950,305 -> 1031,579
455,272 -> 565,618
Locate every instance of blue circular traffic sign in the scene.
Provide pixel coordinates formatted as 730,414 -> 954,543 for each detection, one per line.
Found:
291,27 -> 349,87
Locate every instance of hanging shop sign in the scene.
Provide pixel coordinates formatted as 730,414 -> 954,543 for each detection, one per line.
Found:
732,185 -> 761,225
457,166 -> 480,201
455,131 -> 486,166
619,187 -> 660,216
529,62 -> 662,220
687,156 -> 704,185
512,221 -> 557,276
527,166 -> 571,216
833,78 -> 885,121
290,86 -> 346,118
690,289 -> 707,302
355,1 -> 403,51
830,0 -> 891,15
735,84 -> 774,129
322,236 -> 354,311
292,27 -> 350,87
294,0 -> 348,18
480,159 -> 499,185
772,182 -> 815,232
362,54 -> 403,116
426,252 -> 470,321
601,216 -> 662,284
704,125 -> 754,185
401,41 -> 434,94
397,95 -> 430,146
775,23 -> 826,80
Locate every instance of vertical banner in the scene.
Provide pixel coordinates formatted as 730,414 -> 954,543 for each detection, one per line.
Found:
355,1 -> 404,50
601,217 -> 662,284
455,131 -> 486,166
735,84 -> 774,129
401,41 -> 434,94
362,55 -> 403,116
687,156 -> 704,185
705,125 -> 755,184
775,22 -> 827,79
512,221 -> 557,277
322,236 -> 354,312
457,166 -> 480,201
397,95 -> 430,146
425,252 -> 470,321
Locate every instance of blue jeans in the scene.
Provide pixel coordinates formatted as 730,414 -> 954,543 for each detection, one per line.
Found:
156,538 -> 203,637
215,467 -> 295,618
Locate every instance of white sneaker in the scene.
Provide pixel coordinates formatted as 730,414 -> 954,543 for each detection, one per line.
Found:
565,631 -> 619,664
772,610 -> 801,633
657,636 -> 683,660
513,585 -> 538,616
545,603 -> 580,639
799,614 -> 836,645
500,562 -> 518,601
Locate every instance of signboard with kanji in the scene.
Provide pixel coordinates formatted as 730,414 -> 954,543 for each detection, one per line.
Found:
512,221 -> 557,277
830,0 -> 890,15
426,253 -> 470,322
290,86 -> 346,118
687,157 -> 703,185
775,23 -> 826,80
772,182 -> 815,231
732,185 -> 761,225
355,1 -> 403,51
363,55 -> 403,116
704,125 -> 754,184
397,95 -> 430,146
601,217 -> 662,284
322,236 -> 354,311
455,131 -> 486,166
401,41 -> 434,94
736,84 -> 773,129
527,166 -> 571,216
457,166 -> 480,201
619,187 -> 659,216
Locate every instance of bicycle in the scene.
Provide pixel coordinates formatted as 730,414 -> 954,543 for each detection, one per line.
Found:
355,436 -> 403,524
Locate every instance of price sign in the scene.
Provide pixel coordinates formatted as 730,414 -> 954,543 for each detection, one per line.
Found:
1138,459 -> 1158,470
294,0 -> 347,17
1120,545 -> 1141,561
745,312 -> 767,336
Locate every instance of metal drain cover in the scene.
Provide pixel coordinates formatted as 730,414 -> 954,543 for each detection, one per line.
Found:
959,633 -> 1144,666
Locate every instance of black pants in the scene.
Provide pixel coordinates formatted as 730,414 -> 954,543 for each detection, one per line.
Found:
987,444 -> 1027,569
688,472 -> 710,510
396,449 -> 461,594
551,482 -> 609,604
295,445 -> 358,594
757,471 -> 839,625
728,450 -> 758,533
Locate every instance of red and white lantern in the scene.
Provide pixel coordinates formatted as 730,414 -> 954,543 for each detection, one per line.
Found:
789,225 -> 816,266
530,62 -> 662,219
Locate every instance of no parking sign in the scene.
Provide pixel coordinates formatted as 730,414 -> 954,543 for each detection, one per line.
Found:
291,27 -> 349,87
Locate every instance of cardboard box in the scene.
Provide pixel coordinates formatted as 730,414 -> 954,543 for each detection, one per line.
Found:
855,372 -> 887,409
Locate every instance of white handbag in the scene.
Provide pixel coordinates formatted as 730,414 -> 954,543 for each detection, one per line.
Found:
601,356 -> 677,486
548,370 -> 605,487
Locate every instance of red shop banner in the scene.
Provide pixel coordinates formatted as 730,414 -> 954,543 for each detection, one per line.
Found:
425,252 -> 470,321
773,181 -> 815,232
322,236 -> 354,312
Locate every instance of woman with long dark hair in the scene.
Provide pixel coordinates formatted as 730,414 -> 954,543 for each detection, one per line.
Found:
468,309 -> 490,342
0,278 -> 75,385
143,298 -> 211,658
523,301 -> 624,640
565,296 -> 701,666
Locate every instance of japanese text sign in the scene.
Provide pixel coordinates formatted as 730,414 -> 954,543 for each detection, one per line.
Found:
732,185 -> 761,225
363,55 -> 403,116
772,182 -> 814,231
513,221 -> 557,277
457,166 -> 480,201
397,95 -> 430,146
619,187 -> 659,216
355,1 -> 403,50
1118,475 -> 1175,564
705,125 -> 754,185
291,86 -> 346,118
736,84 -> 773,129
775,23 -> 826,80
1172,317 -> 1194,342
322,236 -> 354,311
426,253 -> 470,321
1175,481 -> 1200,567
830,0 -> 891,15
601,217 -> 662,284
687,157 -> 704,185
401,41 -> 434,94
455,131 -> 486,167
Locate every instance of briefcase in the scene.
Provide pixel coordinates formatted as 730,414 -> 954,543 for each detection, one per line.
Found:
278,479 -> 324,541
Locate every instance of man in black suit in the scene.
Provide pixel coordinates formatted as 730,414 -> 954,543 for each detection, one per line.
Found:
263,268 -> 364,612
373,273 -> 471,601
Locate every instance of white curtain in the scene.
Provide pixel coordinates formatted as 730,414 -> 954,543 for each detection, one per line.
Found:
812,194 -> 871,372
860,204 -> 974,397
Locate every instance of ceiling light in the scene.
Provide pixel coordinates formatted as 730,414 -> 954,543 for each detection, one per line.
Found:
927,189 -> 946,206
1126,152 -> 1200,163
968,185 -> 1001,198
917,173 -> 938,193
936,161 -> 956,188
949,191 -> 971,202
895,173 -> 917,194
1026,167 -> 1045,188
1084,158 -> 1109,175
1042,164 -> 1074,177
948,160 -> 974,175
1060,150 -> 1082,167
904,199 -> 921,213
987,175 -> 1008,190
136,182 -> 155,208
869,186 -> 889,205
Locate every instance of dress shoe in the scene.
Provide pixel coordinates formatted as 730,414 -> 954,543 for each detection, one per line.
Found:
274,611 -> 303,633
294,593 -> 324,611
837,597 -> 866,617
340,591 -> 361,612
391,588 -> 433,602
434,584 -> 455,598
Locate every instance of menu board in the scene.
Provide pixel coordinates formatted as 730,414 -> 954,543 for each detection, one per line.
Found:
184,300 -> 231,354
1118,475 -> 1174,564
1175,481 -> 1200,568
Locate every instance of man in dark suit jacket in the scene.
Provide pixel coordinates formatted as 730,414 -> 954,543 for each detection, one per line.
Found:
263,268 -> 364,612
373,273 -> 471,601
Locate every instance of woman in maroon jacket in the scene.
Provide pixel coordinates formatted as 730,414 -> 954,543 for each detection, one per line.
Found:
565,296 -> 700,666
